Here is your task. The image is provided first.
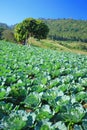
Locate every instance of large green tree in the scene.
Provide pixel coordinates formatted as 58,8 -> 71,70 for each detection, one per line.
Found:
14,18 -> 49,44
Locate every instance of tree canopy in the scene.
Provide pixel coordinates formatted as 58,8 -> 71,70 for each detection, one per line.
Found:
14,18 -> 49,44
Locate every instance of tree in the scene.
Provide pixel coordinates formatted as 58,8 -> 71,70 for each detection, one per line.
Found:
14,23 -> 27,44
14,18 -> 49,44
35,20 -> 49,40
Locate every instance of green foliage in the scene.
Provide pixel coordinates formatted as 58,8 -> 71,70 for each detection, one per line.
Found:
42,18 -> 87,42
35,20 -> 49,40
0,41 -> 87,129
1,19 -> 87,43
2,30 -> 15,42
14,18 -> 49,44
14,22 -> 26,44
0,23 -> 15,42
0,27 -> 4,39
57,40 -> 87,52
23,92 -> 40,109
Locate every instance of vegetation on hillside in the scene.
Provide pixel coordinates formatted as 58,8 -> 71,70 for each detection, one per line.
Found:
42,18 -> 87,42
1,18 -> 87,43
0,23 -> 15,42
0,23 -> 9,39
1,18 -> 87,52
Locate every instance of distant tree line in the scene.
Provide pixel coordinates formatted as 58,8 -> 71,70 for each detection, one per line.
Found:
42,18 -> 87,42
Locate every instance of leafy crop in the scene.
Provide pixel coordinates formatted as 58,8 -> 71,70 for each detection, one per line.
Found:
0,41 -> 87,130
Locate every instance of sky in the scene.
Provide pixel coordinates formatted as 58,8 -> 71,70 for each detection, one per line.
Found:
0,0 -> 87,25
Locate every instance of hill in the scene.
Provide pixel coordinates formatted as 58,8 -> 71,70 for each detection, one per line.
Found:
42,18 -> 87,42
0,23 -> 9,39
0,22 -> 15,42
0,23 -> 9,29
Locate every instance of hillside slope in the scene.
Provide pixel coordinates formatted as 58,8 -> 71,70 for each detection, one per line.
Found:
28,38 -> 87,55
42,18 -> 87,42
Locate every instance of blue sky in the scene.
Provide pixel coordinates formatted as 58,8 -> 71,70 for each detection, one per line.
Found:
0,0 -> 87,25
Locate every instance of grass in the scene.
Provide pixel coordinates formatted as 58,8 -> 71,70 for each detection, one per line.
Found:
27,37 -> 87,55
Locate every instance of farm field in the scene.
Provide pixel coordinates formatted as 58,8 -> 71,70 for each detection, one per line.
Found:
0,41 -> 87,130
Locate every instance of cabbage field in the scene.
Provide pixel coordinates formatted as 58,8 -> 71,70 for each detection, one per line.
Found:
0,41 -> 87,130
